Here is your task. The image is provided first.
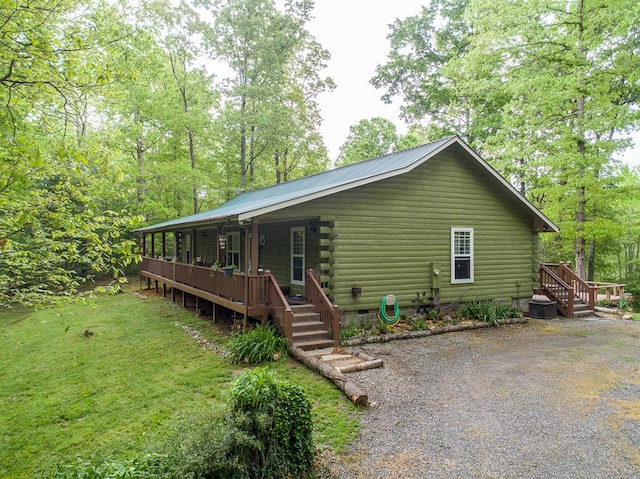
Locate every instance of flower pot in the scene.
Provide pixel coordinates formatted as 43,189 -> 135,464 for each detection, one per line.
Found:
222,267 -> 234,277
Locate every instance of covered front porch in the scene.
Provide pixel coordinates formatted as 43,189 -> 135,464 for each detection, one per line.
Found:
138,219 -> 339,349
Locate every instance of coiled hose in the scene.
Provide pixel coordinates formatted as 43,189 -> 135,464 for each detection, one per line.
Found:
378,294 -> 400,325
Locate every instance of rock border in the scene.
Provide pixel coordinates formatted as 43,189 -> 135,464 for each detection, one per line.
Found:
341,317 -> 528,347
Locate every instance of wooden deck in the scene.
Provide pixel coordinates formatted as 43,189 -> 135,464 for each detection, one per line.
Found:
140,257 -> 339,345
538,263 -> 626,318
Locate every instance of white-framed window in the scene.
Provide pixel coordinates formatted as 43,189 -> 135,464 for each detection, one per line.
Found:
451,228 -> 474,284
291,227 -> 305,285
226,232 -> 241,268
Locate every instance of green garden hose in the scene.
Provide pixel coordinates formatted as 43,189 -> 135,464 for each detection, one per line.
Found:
378,294 -> 400,325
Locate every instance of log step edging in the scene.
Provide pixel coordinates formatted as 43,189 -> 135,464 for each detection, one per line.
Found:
341,317 -> 528,347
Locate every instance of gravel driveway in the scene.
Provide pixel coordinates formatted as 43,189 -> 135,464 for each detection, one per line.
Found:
330,318 -> 640,479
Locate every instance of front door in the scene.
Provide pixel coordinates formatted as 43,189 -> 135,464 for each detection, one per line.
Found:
291,227 -> 305,286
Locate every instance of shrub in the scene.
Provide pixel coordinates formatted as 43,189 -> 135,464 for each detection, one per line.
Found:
226,324 -> 288,364
624,281 -> 640,310
226,367 -> 315,478
460,299 -> 521,326
161,410 -> 236,479
339,317 -> 377,340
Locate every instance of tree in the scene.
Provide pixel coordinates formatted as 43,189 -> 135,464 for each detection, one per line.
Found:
465,0 -> 640,279
373,0 -> 640,280
0,0 -> 141,307
371,0 -> 504,148
197,0 -> 333,190
336,118 -> 428,167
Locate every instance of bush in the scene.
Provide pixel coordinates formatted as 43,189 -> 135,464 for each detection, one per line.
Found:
624,281 -> 640,310
460,299 -> 521,326
161,410 -> 236,479
226,367 -> 314,478
226,324 -> 288,364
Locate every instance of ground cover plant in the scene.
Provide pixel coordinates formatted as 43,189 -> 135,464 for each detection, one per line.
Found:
226,324 -> 289,364
0,286 -> 358,478
340,298 -> 523,340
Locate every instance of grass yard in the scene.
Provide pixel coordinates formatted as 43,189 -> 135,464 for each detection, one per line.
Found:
0,286 -> 358,478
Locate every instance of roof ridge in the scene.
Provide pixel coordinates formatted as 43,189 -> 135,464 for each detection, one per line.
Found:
237,136 -> 456,197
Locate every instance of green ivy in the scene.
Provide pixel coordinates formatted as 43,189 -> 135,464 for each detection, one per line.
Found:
227,367 -> 314,478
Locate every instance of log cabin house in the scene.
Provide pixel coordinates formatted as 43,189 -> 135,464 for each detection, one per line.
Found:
137,136 -> 562,349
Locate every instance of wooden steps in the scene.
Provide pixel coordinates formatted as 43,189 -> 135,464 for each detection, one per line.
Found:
290,304 -> 334,350
571,300 -> 596,319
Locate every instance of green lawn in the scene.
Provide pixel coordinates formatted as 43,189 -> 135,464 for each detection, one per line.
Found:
0,287 -> 358,478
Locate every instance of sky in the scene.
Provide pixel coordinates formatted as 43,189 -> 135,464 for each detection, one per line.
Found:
306,0 -> 425,160
304,1 -> 640,167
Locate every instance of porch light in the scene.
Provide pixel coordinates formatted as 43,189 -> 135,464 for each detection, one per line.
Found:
218,234 -> 227,249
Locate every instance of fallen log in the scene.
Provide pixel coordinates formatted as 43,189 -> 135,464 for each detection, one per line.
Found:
336,359 -> 384,373
288,345 -> 369,406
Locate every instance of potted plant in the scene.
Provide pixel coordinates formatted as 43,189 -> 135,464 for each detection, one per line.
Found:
222,265 -> 236,277
210,261 -> 222,276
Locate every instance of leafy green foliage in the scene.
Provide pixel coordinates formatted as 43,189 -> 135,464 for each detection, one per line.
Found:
227,367 -> 315,478
337,118 -> 428,167
459,299 -> 521,326
197,0 -> 333,189
226,324 -> 289,364
159,410 -> 236,479
46,454 -> 170,479
0,174 -> 140,308
373,0 -> 640,282
339,317 -> 379,340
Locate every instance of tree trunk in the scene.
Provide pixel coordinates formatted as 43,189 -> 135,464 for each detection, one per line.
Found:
188,127 -> 197,214
587,238 -> 596,281
288,346 -> 368,406
573,0 -> 587,280
134,109 -> 146,208
274,150 -> 281,184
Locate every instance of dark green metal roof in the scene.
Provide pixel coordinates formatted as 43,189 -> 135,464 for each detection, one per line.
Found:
137,136 -> 558,233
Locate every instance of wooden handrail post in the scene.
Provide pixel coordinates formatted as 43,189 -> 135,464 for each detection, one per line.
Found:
588,286 -> 596,310
332,306 -> 340,344
284,309 -> 293,340
567,288 -> 574,318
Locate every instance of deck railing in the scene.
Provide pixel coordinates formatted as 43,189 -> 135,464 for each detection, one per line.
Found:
141,257 -> 248,304
141,258 -> 297,338
539,264 -> 574,317
586,281 -> 625,301
543,263 -> 596,311
140,259 -> 337,344
305,269 -> 340,344
263,270 -> 294,341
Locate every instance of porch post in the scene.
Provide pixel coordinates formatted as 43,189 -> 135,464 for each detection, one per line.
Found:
142,234 -> 147,257
243,226 -> 250,331
151,233 -> 155,258
161,232 -> 166,258
216,226 -> 223,264
174,232 -> 180,262
191,228 -> 197,263
251,222 -> 259,273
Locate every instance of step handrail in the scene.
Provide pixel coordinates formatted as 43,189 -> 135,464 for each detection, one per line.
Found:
539,264 -> 574,317
305,269 -> 340,345
263,270 -> 294,341
544,262 -> 596,311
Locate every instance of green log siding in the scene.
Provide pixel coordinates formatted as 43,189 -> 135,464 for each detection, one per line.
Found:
260,145 -> 541,311
256,222 -> 322,295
